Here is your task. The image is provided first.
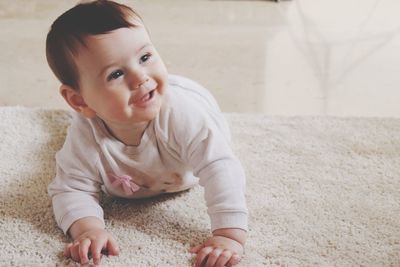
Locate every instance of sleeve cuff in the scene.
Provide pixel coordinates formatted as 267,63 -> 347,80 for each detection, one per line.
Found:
59,206 -> 105,235
209,211 -> 248,232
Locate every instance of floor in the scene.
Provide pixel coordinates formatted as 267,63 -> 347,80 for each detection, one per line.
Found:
1,0 -> 399,117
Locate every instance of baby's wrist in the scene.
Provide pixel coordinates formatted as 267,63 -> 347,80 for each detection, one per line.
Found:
68,216 -> 105,240
212,228 -> 247,246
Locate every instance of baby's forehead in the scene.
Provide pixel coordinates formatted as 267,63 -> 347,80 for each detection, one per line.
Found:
89,25 -> 149,46
73,25 -> 152,65
79,24 -> 145,46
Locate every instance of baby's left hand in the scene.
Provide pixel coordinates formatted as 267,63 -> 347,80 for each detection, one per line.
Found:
190,235 -> 243,267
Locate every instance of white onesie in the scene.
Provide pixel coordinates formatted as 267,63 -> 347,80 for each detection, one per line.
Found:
48,75 -> 248,234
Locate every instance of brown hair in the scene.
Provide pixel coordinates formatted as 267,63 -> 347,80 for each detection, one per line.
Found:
46,0 -> 142,90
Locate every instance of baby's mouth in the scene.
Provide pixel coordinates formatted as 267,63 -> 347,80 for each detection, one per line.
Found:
131,79 -> 158,106
140,89 -> 155,103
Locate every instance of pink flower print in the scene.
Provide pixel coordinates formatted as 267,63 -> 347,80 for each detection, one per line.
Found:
108,174 -> 140,195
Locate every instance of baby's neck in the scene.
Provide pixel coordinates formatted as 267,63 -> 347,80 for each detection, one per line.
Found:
103,120 -> 150,146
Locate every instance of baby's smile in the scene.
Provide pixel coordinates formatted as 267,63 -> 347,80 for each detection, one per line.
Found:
129,79 -> 159,108
139,89 -> 155,102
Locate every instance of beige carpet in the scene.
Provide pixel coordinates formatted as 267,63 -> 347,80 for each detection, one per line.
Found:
0,107 -> 399,266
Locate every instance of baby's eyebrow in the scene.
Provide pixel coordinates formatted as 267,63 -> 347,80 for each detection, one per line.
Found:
97,43 -> 152,78
137,43 -> 152,53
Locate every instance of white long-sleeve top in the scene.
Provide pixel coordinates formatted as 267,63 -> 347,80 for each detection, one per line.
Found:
48,75 -> 248,235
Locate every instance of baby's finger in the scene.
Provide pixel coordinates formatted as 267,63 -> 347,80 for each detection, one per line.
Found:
194,246 -> 213,267
214,250 -> 232,267
70,243 -> 81,263
106,235 -> 120,256
226,253 -> 241,267
63,243 -> 73,258
90,239 -> 104,266
78,238 -> 91,264
205,248 -> 223,267
189,243 -> 204,254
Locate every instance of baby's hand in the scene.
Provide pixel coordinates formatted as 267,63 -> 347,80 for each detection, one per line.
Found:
64,228 -> 120,265
190,235 -> 243,267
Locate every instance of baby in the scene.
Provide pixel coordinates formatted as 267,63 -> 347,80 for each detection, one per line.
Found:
46,1 -> 248,266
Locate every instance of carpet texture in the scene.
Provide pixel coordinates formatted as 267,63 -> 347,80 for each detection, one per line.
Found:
0,107 -> 399,266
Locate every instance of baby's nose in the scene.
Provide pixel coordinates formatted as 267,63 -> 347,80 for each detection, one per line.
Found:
138,79 -> 157,91
136,78 -> 149,89
126,67 -> 148,89
128,75 -> 148,90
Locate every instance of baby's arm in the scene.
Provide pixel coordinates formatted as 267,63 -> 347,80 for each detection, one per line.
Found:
48,115 -> 120,264
190,228 -> 246,267
64,216 -> 119,265
183,125 -> 248,266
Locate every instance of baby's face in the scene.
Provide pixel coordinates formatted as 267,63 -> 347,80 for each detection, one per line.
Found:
74,23 -> 168,125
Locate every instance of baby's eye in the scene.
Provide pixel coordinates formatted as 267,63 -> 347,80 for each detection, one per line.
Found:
107,70 -> 124,81
140,53 -> 151,64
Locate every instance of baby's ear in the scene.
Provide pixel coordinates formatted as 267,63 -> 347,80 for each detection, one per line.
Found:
59,84 -> 96,118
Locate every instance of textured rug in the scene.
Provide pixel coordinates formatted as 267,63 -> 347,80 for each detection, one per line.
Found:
0,107 -> 399,267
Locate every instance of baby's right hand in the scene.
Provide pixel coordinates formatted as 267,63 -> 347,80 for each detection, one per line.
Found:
64,228 -> 120,265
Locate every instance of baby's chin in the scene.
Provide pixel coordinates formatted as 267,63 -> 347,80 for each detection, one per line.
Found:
135,95 -> 163,122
